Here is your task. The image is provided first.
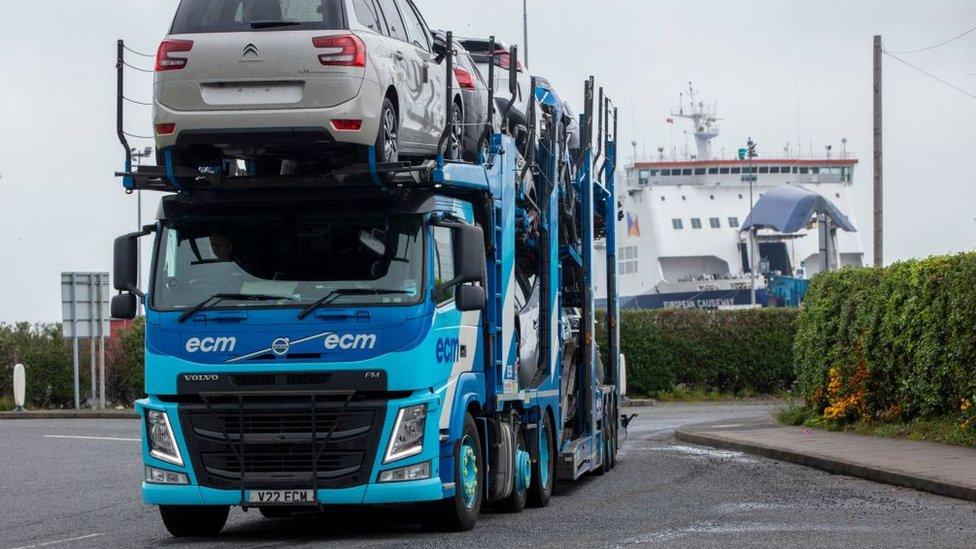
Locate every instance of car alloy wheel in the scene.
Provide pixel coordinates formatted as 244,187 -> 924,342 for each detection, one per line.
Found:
448,102 -> 463,161
381,102 -> 398,163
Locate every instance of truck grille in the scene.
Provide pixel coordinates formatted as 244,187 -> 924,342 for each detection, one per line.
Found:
178,396 -> 387,490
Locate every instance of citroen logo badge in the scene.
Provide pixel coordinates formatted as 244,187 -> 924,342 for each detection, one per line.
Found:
241,43 -> 261,62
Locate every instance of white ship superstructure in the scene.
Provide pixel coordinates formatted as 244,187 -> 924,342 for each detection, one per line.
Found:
595,89 -> 864,309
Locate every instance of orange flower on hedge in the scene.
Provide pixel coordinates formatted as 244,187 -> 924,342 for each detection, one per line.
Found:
962,399 -> 972,412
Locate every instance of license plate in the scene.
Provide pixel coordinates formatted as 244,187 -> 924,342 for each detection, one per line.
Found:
247,490 -> 316,505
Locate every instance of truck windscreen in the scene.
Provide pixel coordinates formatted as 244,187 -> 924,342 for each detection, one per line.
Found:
151,213 -> 424,312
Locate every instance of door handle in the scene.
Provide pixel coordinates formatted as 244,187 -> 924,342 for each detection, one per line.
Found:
394,51 -> 404,61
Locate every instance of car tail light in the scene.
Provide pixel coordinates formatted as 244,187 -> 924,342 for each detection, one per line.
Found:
492,49 -> 523,72
331,119 -> 363,131
155,39 -> 193,71
453,67 -> 476,90
313,34 -> 366,67
155,123 -> 176,135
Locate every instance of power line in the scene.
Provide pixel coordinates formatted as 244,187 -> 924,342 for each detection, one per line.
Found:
122,45 -> 156,58
886,24 -> 976,54
122,96 -> 152,106
883,50 -> 976,100
122,61 -> 154,73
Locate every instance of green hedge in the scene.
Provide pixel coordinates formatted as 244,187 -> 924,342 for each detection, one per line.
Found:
794,253 -> 976,423
599,308 -> 798,396
0,323 -> 76,408
0,320 -> 146,409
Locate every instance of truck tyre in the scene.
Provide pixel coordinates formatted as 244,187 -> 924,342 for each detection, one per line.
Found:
496,425 -> 529,513
424,413 -> 482,531
527,412 -> 555,507
159,505 -> 229,537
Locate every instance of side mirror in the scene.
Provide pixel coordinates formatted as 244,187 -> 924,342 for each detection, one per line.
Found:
456,284 -> 486,312
111,293 -> 138,320
453,223 -> 487,286
113,232 -> 142,296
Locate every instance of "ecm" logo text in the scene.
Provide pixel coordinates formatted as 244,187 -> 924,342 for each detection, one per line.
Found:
436,337 -> 460,364
324,333 -> 377,351
185,336 -> 237,353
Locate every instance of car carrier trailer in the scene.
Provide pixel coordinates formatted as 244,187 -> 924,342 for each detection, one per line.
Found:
112,34 -> 624,536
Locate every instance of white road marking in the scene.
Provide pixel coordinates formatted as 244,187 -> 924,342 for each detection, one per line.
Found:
44,435 -> 139,442
708,423 -> 743,429
620,522 -> 879,544
7,533 -> 103,549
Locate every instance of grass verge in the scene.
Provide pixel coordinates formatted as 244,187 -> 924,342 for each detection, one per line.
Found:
776,404 -> 976,448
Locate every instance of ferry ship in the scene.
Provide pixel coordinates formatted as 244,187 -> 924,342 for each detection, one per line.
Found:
595,87 -> 864,309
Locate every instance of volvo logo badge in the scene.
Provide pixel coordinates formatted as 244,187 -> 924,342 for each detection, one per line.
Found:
271,338 -> 290,356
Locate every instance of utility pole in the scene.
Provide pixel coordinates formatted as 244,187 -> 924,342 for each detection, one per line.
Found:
873,35 -> 883,267
522,0 -> 529,70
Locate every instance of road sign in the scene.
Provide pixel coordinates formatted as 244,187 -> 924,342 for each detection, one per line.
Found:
60,272 -> 109,410
61,273 -> 110,338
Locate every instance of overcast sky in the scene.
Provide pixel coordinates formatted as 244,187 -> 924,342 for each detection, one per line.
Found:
0,0 -> 974,323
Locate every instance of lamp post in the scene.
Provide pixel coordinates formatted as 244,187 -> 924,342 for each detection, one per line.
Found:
740,139 -> 759,305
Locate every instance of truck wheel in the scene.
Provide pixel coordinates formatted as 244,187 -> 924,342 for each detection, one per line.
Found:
527,412 -> 555,507
424,413 -> 482,531
159,505 -> 229,537
497,426 -> 529,513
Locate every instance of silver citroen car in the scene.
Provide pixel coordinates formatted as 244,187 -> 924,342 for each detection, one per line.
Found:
153,0 -> 460,173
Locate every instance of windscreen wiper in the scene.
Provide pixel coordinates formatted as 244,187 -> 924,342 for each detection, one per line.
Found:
249,20 -> 301,29
298,289 -> 410,320
178,293 -> 294,323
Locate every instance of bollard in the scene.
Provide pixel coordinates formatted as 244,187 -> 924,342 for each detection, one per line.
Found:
13,363 -> 26,412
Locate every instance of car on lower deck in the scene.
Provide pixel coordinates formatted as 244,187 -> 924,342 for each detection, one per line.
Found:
153,0 -> 460,173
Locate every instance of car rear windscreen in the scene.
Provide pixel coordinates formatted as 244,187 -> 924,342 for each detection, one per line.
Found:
171,0 -> 346,34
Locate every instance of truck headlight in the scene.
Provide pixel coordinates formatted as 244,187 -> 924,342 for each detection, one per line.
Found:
384,404 -> 426,463
147,410 -> 183,467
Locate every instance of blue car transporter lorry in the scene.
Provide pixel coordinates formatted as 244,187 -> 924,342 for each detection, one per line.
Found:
112,35 -> 624,536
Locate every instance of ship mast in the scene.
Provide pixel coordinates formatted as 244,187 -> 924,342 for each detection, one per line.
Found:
671,82 -> 720,161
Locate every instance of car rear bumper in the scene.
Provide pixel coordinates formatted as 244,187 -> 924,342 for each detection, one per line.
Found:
153,79 -> 383,152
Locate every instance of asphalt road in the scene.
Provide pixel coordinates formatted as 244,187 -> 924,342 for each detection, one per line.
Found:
2,403 -> 975,548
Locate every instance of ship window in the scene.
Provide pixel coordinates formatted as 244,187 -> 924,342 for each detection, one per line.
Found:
799,167 -> 809,174
770,167 -> 780,174
661,169 -> 671,176
691,218 -> 702,229
791,167 -> 798,174
812,167 -> 820,174
649,170 -> 660,176
660,196 -> 666,202
708,167 -> 719,175
728,216 -> 740,228
731,167 -> 741,174
719,167 -> 730,174
759,166 -> 770,174
738,194 -> 743,199
709,217 -> 721,229
682,169 -> 693,176
694,168 -> 706,175
618,245 -> 639,275
672,218 -> 683,230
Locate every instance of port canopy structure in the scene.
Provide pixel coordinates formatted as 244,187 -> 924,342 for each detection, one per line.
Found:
741,184 -> 857,234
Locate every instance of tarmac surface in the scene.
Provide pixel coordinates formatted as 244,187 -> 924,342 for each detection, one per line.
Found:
2,402 -> 975,548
